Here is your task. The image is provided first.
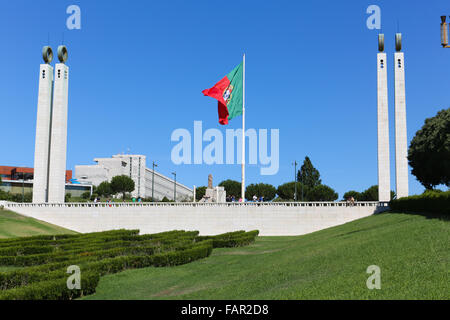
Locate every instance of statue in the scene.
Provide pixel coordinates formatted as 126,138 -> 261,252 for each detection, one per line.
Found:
208,174 -> 213,189
199,173 -> 226,203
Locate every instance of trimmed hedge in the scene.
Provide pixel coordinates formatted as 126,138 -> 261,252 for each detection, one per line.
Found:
196,230 -> 259,248
0,272 -> 100,300
0,229 -> 140,249
389,191 -> 450,215
0,229 -> 257,300
0,229 -> 138,245
0,245 -> 54,257
0,241 -> 213,291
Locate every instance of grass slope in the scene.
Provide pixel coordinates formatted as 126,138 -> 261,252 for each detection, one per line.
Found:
84,213 -> 449,300
0,209 -> 76,239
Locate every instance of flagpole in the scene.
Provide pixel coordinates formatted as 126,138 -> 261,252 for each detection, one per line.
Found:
241,53 -> 246,201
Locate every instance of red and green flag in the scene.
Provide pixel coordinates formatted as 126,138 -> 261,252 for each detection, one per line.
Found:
202,62 -> 243,125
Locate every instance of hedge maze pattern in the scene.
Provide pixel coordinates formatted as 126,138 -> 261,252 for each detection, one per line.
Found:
0,229 -> 259,300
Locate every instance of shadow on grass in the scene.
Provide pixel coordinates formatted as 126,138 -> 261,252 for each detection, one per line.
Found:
381,210 -> 450,221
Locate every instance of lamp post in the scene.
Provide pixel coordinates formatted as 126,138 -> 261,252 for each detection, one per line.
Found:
300,165 -> 304,202
152,161 -> 157,202
441,16 -> 450,48
22,172 -> 25,203
171,172 -> 177,202
293,161 -> 298,201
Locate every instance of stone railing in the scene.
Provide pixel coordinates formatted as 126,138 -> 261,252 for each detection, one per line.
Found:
3,201 -> 389,209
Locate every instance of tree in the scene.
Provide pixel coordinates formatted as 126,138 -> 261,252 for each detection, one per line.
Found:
161,196 -> 173,202
359,185 -> 396,201
298,156 -> 321,189
219,180 -> 241,198
277,182 -> 306,201
90,193 -> 99,201
307,184 -> 338,201
361,186 -> 374,201
408,108 -> 450,189
361,185 -> 378,201
245,183 -> 277,201
23,193 -> 32,203
97,181 -> 112,197
343,190 -> 362,201
81,191 -> 91,199
110,175 -> 135,199
422,189 -> 443,195
195,186 -> 207,201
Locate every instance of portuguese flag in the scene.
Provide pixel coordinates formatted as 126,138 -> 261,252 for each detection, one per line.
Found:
202,62 -> 243,125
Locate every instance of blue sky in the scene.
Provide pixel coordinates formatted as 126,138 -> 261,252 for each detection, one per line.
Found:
1,0 -> 449,198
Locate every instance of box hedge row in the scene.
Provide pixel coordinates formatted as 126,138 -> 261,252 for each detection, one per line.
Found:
0,245 -> 55,257
0,272 -> 100,300
0,241 -> 213,298
196,230 -> 259,248
0,230 -> 197,259
0,229 -> 139,246
0,229 -> 140,249
389,191 -> 450,215
0,240 -> 212,290
0,229 -> 257,299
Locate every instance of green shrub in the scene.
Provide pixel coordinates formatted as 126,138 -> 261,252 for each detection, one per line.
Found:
0,272 -> 100,300
0,229 -> 138,246
389,191 -> 450,215
196,230 -> 259,248
0,228 -> 257,300
0,241 -> 213,293
0,245 -> 54,257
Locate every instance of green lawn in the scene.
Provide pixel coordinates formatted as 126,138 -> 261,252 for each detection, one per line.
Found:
84,212 -> 449,300
0,209 -> 76,239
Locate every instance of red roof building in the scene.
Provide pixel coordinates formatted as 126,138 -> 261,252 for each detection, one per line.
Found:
0,166 -> 72,182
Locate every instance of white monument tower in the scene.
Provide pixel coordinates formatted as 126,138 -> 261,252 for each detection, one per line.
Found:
32,47 -> 54,203
48,46 -> 69,203
377,34 -> 391,201
394,33 -> 409,198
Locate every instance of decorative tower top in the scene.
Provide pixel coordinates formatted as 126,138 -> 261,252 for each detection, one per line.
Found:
42,46 -> 53,64
378,34 -> 385,52
395,33 -> 402,52
57,45 -> 68,63
441,16 -> 449,48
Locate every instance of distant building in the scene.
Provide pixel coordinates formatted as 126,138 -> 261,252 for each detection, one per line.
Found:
0,166 -> 72,182
75,154 -> 193,201
0,166 -> 90,198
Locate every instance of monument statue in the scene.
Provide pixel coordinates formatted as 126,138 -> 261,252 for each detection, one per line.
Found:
208,174 -> 213,189
199,174 -> 226,203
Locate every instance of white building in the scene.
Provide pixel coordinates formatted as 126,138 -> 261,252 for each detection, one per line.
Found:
75,154 -> 193,201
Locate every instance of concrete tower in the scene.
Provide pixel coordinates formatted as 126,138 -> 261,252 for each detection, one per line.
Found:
48,46 -> 69,203
377,34 -> 391,201
394,33 -> 409,198
32,47 -> 54,203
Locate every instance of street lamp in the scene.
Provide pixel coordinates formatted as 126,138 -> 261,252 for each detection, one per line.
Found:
293,161 -> 298,201
152,161 -> 157,202
171,172 -> 177,202
299,164 -> 304,202
22,172 -> 25,203
441,16 -> 450,48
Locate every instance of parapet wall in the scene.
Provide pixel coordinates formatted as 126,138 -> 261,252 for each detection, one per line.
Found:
2,202 -> 389,236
